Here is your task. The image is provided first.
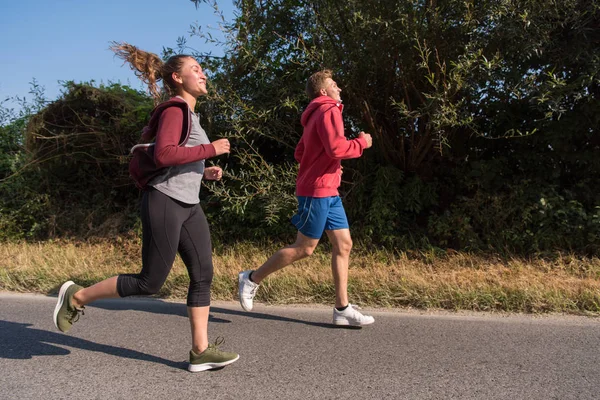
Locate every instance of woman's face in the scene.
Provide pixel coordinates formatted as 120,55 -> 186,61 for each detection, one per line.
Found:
173,57 -> 208,97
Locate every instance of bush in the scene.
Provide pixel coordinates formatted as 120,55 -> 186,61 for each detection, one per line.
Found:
0,82 -> 153,239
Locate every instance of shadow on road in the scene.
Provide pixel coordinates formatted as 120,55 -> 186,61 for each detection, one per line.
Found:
0,320 -> 187,370
0,298 -> 351,370
82,297 -> 341,329
86,298 -> 232,324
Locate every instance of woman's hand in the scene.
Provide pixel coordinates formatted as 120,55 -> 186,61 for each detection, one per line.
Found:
204,166 -> 223,181
211,138 -> 230,156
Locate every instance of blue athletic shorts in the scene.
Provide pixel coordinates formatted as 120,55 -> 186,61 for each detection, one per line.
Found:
291,196 -> 350,239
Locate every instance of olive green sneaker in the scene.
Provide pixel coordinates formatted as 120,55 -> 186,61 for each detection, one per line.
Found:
53,281 -> 85,333
188,337 -> 239,372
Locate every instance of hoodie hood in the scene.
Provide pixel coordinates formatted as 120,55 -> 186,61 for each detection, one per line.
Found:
301,96 -> 344,127
140,97 -> 190,142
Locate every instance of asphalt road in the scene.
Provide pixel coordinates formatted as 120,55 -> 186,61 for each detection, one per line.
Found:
1,293 -> 599,399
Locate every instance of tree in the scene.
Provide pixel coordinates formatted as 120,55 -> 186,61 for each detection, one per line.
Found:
190,0 -> 600,252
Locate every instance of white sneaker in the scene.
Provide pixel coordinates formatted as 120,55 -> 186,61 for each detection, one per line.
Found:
238,270 -> 259,311
333,304 -> 375,326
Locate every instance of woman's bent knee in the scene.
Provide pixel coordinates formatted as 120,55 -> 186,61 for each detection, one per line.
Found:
117,274 -> 164,297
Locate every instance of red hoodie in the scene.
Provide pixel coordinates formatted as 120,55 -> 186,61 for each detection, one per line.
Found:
295,96 -> 367,197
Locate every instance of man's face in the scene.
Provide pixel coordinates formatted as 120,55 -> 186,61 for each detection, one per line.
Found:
321,78 -> 342,102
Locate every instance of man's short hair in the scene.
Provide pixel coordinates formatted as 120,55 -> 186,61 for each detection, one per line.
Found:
306,69 -> 333,99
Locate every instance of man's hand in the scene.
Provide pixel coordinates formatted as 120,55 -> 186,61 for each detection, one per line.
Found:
359,131 -> 373,149
211,138 -> 230,156
204,166 -> 223,181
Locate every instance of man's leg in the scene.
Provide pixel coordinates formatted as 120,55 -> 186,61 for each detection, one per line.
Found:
326,230 -> 374,327
252,231 -> 319,283
238,231 -> 319,311
325,228 -> 352,308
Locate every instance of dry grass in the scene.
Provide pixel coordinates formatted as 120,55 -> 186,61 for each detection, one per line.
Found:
1,240 -> 599,314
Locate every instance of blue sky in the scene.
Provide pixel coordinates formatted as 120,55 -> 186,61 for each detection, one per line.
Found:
0,0 -> 235,111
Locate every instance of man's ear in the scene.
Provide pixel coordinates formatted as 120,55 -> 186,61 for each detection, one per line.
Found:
319,87 -> 327,96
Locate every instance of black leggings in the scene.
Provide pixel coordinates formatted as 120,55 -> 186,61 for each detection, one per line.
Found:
117,189 -> 213,307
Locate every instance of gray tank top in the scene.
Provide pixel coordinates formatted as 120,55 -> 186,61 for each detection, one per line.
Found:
149,109 -> 210,205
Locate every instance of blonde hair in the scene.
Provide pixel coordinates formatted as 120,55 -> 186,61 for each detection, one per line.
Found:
110,41 -> 194,102
305,69 -> 333,99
